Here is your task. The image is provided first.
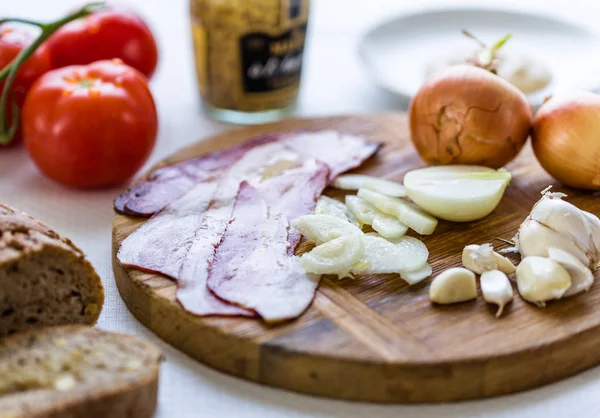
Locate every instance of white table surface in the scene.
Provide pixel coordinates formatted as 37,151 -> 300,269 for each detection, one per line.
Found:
3,0 -> 600,416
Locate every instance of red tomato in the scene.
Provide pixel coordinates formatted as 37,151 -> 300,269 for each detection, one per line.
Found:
22,60 -> 158,189
0,25 -> 53,144
46,7 -> 158,79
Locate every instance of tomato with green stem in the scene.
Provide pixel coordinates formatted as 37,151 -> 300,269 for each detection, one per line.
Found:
22,59 -> 158,189
46,6 -> 158,79
0,25 -> 53,144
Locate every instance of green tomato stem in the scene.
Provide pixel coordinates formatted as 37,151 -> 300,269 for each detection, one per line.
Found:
0,2 -> 106,144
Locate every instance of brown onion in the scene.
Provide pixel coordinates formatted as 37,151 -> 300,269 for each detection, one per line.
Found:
409,65 -> 533,168
532,91 -> 600,190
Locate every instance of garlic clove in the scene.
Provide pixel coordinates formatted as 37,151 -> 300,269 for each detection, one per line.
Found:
403,166 -> 511,222
291,214 -> 363,245
400,262 -> 432,285
429,267 -> 477,304
547,247 -> 594,297
516,256 -> 571,307
357,188 -> 437,235
332,174 -> 406,197
345,195 -> 378,225
517,219 -> 590,267
371,212 -> 408,239
462,244 -> 497,274
315,196 -> 360,227
300,235 -> 364,276
494,252 -> 516,274
350,234 -> 428,275
480,270 -> 513,317
462,243 -> 516,275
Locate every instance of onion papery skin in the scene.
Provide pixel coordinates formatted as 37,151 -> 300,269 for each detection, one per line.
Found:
409,65 -> 533,169
532,91 -> 600,190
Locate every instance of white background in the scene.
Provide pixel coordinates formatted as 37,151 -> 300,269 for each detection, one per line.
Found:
3,0 -> 600,417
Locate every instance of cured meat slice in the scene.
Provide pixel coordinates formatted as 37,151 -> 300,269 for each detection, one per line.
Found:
117,181 -> 218,279
114,131 -> 380,217
176,154 -> 327,316
207,182 -> 320,322
114,134 -> 280,217
283,130 -> 381,179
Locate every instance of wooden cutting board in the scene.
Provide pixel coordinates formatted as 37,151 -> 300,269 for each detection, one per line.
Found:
112,113 -> 600,403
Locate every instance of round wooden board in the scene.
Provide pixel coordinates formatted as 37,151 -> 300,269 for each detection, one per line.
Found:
113,113 -> 600,403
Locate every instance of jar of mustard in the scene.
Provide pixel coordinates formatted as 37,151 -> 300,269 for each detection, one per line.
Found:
190,0 -> 309,124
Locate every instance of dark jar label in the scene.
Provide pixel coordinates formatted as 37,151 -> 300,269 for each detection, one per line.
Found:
240,24 -> 307,93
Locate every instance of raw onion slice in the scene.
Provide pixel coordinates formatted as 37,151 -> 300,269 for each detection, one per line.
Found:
291,214 -> 363,245
400,263 -> 432,285
332,174 -> 406,197
357,188 -> 437,235
300,235 -> 364,276
350,234 -> 428,275
345,195 -> 377,224
371,212 -> 408,239
315,196 -> 359,226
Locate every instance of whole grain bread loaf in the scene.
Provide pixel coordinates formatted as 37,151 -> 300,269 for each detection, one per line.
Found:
0,325 -> 162,418
0,204 -> 104,336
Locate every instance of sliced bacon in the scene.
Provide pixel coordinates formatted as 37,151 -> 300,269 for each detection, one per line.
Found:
117,181 -> 218,279
207,182 -> 320,322
114,131 -> 380,217
114,134 -> 280,217
283,130 -> 381,179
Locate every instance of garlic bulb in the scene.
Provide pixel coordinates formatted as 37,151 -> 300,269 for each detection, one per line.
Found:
516,256 -> 571,307
513,189 -> 600,269
480,270 -> 513,317
430,267 -> 477,304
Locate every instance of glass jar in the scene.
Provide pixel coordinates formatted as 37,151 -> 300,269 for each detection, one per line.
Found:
190,0 -> 310,124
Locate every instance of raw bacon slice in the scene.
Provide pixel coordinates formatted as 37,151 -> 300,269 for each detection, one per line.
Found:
114,134 -> 280,217
207,182 -> 320,322
176,154 -> 327,317
283,130 -> 382,179
117,181 -> 218,279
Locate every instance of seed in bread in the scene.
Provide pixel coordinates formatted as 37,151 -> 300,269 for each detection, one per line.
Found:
0,204 -> 104,336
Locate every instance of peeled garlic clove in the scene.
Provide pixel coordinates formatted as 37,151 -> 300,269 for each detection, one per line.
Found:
350,234 -> 428,275
547,247 -> 594,297
462,244 -> 497,274
429,267 -> 477,304
300,235 -> 364,276
516,256 -> 571,307
357,188 -> 437,235
371,212 -> 408,239
403,166 -> 511,222
400,262 -> 432,285
480,270 -> 513,317
315,196 -> 359,227
291,214 -> 363,245
517,219 -> 589,267
345,195 -> 378,225
462,243 -> 516,275
332,174 -> 406,197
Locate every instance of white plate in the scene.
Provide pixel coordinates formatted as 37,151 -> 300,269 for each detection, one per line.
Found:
358,8 -> 600,108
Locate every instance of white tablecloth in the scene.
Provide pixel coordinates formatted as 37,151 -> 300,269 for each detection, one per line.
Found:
3,0 -> 600,416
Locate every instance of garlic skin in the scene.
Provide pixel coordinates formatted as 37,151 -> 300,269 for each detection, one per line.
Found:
480,270 -> 513,317
300,235 -> 364,277
429,267 -> 477,304
462,244 -> 516,275
514,189 -> 600,269
547,247 -> 594,297
516,256 -> 571,307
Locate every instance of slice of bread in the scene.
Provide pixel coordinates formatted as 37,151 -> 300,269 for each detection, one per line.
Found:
0,204 -> 104,337
0,325 -> 162,418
